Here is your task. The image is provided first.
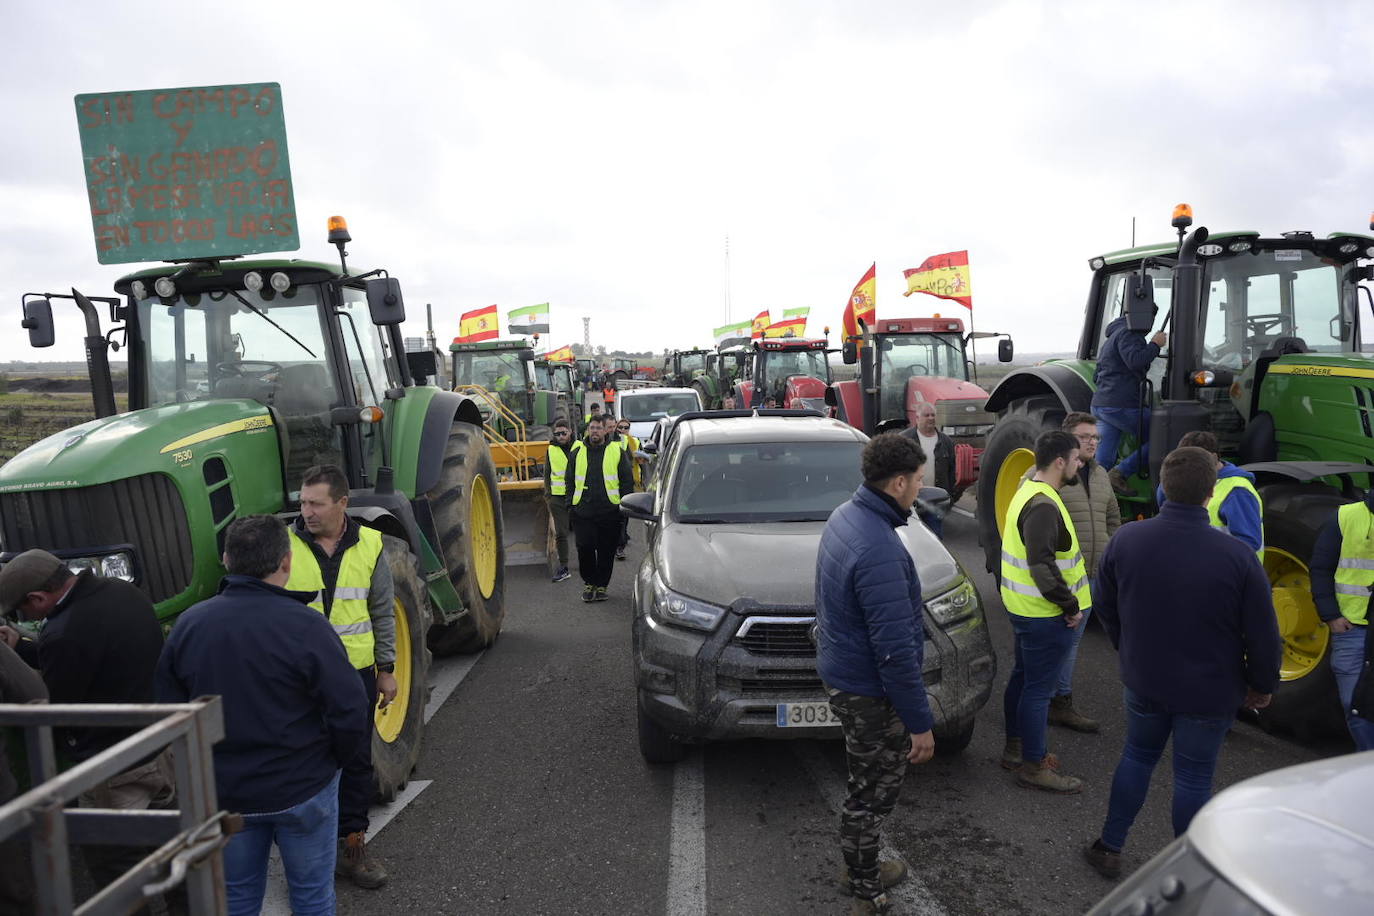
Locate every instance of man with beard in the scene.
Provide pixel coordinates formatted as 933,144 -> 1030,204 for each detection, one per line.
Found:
1000,430 -> 1090,793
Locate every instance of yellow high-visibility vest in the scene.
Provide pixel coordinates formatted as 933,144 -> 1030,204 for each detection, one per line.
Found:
622,433 -> 642,489
547,445 -> 571,496
286,524 -> 383,669
1000,479 -> 1091,618
1207,475 -> 1264,557
571,440 -> 625,506
1334,501 -> 1374,626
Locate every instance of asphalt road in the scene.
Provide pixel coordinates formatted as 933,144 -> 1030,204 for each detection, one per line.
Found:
334,502 -> 1345,916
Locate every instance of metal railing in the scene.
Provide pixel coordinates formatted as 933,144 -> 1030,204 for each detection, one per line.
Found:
0,697 -> 231,915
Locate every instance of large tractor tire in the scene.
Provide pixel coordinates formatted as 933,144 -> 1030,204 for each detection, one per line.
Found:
372,534 -> 434,803
976,397 -> 1065,574
1253,483 -> 1349,742
426,423 -> 507,657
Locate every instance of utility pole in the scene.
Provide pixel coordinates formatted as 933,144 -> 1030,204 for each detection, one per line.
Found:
582,316 -> 591,352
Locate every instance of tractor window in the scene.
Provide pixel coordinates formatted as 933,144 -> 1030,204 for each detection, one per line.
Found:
339,288 -> 394,405
876,335 -> 966,424
1199,251 -> 1345,368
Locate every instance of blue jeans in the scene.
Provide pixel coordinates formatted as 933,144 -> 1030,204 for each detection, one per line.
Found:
223,771 -> 341,916
1092,406 -> 1150,475
1003,614 -> 1076,762
1099,688 -> 1232,851
1056,594 -> 1093,697
1330,626 -> 1374,751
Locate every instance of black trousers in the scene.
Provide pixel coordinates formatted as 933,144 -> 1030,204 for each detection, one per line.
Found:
573,512 -> 621,587
339,665 -> 375,836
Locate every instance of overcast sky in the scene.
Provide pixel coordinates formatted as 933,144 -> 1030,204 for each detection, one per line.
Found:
4,0 -> 1374,364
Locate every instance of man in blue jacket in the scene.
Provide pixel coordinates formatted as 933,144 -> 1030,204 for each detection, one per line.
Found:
1159,430 -> 1264,554
816,434 -> 935,915
156,515 -> 371,916
1091,315 -> 1167,494
1084,446 -> 1280,879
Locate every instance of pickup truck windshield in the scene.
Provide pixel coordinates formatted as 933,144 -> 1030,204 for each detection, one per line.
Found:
673,441 -> 863,522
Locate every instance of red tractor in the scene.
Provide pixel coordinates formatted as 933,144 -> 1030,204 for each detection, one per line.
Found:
734,337 -> 832,410
828,316 -> 1011,500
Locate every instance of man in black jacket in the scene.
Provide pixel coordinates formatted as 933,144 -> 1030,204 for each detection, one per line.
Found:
1084,446 -> 1281,879
157,515 -> 370,915
0,640 -> 46,916
0,549 -> 173,907
571,414 -> 635,601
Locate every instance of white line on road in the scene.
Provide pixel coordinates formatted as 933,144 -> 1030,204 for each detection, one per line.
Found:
794,741 -> 947,916
666,750 -> 707,916
952,506 -> 975,520
260,652 -> 484,914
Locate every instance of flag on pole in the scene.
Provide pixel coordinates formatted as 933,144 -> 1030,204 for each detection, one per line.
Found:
508,303 -> 550,334
842,264 -> 876,344
546,344 -> 576,363
779,307 -> 809,336
904,250 -> 973,310
751,310 -> 771,339
713,320 -> 752,346
763,316 -> 807,338
782,307 -> 810,320
456,304 -> 499,342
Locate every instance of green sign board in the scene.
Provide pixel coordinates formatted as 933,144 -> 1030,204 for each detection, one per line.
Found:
74,82 -> 299,265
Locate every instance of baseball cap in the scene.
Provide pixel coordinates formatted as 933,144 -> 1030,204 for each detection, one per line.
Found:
0,549 -> 66,614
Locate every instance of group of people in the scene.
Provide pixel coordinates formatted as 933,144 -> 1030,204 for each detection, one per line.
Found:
812,408 -> 1374,914
0,465 -> 400,916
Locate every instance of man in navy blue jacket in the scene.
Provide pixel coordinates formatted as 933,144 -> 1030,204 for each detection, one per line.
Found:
1084,447 -> 1280,879
1091,314 -> 1167,493
816,433 -> 934,914
156,515 -> 371,916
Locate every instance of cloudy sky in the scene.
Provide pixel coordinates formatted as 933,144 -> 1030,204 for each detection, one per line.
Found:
4,0 -> 1373,363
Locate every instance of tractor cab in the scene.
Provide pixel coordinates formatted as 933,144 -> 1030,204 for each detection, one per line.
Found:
665,348 -> 712,389
535,358 -> 577,401
449,338 -> 567,439
737,338 -> 832,410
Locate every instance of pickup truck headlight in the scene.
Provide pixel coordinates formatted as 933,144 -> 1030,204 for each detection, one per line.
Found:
650,576 -> 726,632
926,578 -> 977,626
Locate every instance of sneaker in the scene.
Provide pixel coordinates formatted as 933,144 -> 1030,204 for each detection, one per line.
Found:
552,566 -> 571,583
336,831 -> 388,889
615,546 -> 627,560
1083,839 -> 1122,879
1016,758 -> 1082,794
1049,694 -> 1100,733
582,584 -> 595,602
1108,467 -> 1132,495
999,738 -> 1022,770
849,893 -> 891,915
837,859 -> 908,896
593,586 -> 609,602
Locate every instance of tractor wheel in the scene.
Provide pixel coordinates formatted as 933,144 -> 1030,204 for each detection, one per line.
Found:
1252,483 -> 1348,742
692,380 -> 713,410
372,534 -> 433,803
426,423 -> 507,656
976,397 -> 1065,574
527,424 -> 553,442
933,717 -> 976,756
612,370 -> 630,385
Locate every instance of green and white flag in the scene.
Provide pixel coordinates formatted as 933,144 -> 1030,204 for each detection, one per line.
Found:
782,307 -> 810,321
508,303 -> 550,334
713,320 -> 752,346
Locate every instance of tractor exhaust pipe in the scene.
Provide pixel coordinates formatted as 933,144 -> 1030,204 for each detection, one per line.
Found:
72,288 -> 117,419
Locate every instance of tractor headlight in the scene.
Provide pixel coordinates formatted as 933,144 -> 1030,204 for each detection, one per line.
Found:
650,576 -> 726,632
65,551 -> 136,583
926,578 -> 978,626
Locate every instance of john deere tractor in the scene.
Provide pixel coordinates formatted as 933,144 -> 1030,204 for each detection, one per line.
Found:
662,348 -> 712,391
450,338 -> 569,442
6,222 -> 506,799
977,205 -> 1374,740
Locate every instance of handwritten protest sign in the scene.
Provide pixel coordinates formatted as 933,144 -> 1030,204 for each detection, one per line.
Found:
74,82 -> 299,264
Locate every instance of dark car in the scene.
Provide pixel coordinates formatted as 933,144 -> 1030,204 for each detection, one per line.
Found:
622,412 -> 996,762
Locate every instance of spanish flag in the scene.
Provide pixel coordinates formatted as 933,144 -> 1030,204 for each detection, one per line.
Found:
763,317 -> 806,338
842,264 -> 876,345
751,310 -> 771,339
904,250 -> 972,310
457,305 -> 499,342
546,344 -> 576,363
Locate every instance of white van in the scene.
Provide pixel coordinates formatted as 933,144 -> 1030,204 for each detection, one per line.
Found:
615,387 -> 702,442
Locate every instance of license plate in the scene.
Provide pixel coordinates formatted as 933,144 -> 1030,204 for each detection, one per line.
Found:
776,701 -> 835,728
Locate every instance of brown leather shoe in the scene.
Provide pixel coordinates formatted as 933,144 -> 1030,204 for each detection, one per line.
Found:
1016,758 -> 1082,794
336,831 -> 389,889
1084,839 -> 1122,879
837,859 -> 908,895
1049,694 -> 1100,733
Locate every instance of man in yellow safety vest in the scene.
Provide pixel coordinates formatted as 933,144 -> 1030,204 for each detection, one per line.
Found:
612,416 -> 645,560
1000,430 -> 1091,794
569,414 -> 635,602
545,419 -> 575,582
1170,430 -> 1264,555
287,465 -> 396,890
1310,487 -> 1374,751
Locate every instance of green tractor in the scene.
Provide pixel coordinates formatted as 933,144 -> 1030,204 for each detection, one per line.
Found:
607,357 -> 637,384
8,225 -> 505,799
662,348 -> 712,397
450,338 -> 570,441
977,205 -> 1374,740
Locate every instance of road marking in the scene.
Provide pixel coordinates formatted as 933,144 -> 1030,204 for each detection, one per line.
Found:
794,741 -> 947,916
666,750 -> 706,916
952,506 -> 975,519
260,652 -> 483,914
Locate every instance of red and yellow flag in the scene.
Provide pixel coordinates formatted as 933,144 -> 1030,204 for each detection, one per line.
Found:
762,317 -> 806,338
842,264 -> 876,344
456,304 -> 499,342
904,250 -> 972,310
750,309 -> 771,339
546,344 -> 576,363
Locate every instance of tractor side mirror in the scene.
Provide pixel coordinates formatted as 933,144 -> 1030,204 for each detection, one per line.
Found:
519,349 -> 534,363
21,298 -> 55,348
998,338 -> 1014,362
1124,274 -> 1155,332
406,350 -> 437,382
365,278 -> 406,326
824,385 -> 838,407
841,339 -> 857,365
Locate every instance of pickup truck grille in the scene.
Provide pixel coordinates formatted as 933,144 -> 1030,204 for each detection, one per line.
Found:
734,619 -> 816,657
0,473 -> 193,604
738,672 -> 824,695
